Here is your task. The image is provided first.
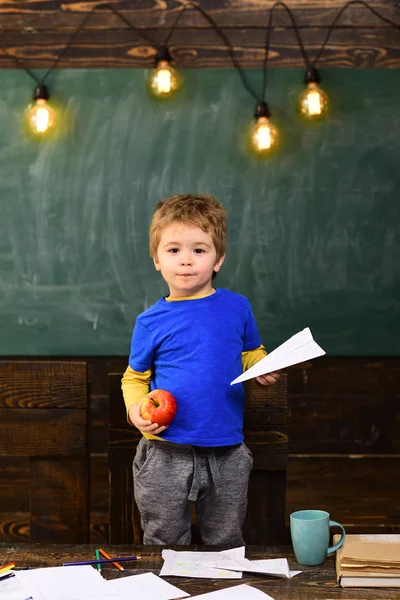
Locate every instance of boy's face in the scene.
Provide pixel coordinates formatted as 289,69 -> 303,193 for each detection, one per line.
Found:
153,223 -> 225,298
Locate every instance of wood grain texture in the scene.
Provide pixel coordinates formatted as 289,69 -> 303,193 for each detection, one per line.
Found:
0,1 -> 398,29
0,27 -> 398,68
1,356 -> 399,545
0,1 -> 399,67
31,458 -> 89,543
0,409 -> 87,455
287,456 -> 400,531
0,360 -> 89,543
289,394 -> 400,454
0,513 -> 29,542
1,542 -> 400,599
0,457 -> 30,512
0,361 -> 87,408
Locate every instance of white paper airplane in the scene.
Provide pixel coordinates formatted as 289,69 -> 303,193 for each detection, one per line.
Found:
231,327 -> 325,385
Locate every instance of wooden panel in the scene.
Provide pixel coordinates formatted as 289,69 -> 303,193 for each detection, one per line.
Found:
0,360 -> 89,543
109,459 -> 136,545
0,361 -> 87,408
88,357 -> 127,397
246,469 -> 289,545
287,457 -> 400,531
0,1 -> 398,29
108,371 -> 137,544
1,356 -> 399,544
31,458 -> 89,543
0,27 -> 399,68
0,457 -> 30,512
289,394 -> 400,454
0,409 -> 87,456
0,512 -> 29,542
90,454 -> 109,543
289,357 -> 400,395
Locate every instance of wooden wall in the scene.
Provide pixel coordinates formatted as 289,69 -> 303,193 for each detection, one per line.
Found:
0,1 -> 399,69
1,356 -> 399,543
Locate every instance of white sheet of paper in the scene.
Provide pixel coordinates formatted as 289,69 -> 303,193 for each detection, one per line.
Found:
188,583 -> 275,599
231,328 -> 325,385
0,574 -> 32,600
209,558 -> 302,578
160,547 -> 245,579
100,572 -> 189,600
15,566 -> 118,600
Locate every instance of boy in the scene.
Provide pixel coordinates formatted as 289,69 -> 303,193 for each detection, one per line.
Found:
122,194 -> 279,545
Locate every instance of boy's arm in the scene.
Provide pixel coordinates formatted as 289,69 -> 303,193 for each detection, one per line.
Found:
121,365 -> 151,425
121,366 -> 168,436
242,344 -> 267,371
242,344 -> 280,386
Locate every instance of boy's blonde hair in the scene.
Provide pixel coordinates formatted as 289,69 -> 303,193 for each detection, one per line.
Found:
149,194 -> 227,260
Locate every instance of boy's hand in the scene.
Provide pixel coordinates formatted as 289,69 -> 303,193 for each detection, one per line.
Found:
255,371 -> 280,386
128,403 -> 168,436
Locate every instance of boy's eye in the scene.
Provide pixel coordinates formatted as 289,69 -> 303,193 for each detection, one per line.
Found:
194,248 -> 205,254
168,248 -> 179,253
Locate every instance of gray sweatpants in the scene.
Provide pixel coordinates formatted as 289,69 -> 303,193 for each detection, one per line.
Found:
133,437 -> 253,545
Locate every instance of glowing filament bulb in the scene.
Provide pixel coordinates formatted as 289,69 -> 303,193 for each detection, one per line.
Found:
299,68 -> 328,120
254,118 -> 272,150
30,100 -> 52,133
157,66 -> 172,94
250,104 -> 278,155
307,87 -> 322,115
149,58 -> 180,99
27,85 -> 55,135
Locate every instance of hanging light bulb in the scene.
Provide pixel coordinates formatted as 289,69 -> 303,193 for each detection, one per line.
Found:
27,84 -> 56,134
148,47 -> 181,99
250,102 -> 278,155
299,67 -> 328,119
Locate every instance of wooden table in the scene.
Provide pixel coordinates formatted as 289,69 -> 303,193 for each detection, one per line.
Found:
0,544 -> 397,599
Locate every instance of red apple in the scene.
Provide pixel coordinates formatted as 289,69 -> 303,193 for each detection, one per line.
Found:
140,389 -> 177,427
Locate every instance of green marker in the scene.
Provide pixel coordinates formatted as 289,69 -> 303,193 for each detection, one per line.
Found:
95,549 -> 102,572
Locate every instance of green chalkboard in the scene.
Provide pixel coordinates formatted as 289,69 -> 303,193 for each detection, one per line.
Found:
0,68 -> 399,355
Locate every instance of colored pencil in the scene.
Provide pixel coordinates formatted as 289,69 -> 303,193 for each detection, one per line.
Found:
0,562 -> 15,574
63,556 -> 141,567
99,548 -> 124,572
0,572 -> 15,581
95,549 -> 102,572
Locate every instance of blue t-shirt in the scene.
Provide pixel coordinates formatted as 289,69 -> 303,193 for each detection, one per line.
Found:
129,288 -> 261,446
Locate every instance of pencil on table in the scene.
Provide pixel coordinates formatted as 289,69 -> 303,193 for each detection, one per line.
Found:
0,562 -> 15,574
95,549 -> 102,572
63,556 -> 141,566
99,548 -> 124,572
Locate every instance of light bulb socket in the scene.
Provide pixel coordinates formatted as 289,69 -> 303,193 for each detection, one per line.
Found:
254,101 -> 271,120
156,46 -> 172,64
304,67 -> 321,85
33,83 -> 50,102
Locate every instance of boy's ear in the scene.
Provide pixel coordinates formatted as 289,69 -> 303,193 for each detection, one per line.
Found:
213,253 -> 225,272
153,255 -> 161,271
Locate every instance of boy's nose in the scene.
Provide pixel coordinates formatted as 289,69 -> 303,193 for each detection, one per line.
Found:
179,255 -> 192,266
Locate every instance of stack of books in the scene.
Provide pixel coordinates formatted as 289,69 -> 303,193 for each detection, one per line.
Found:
335,534 -> 400,588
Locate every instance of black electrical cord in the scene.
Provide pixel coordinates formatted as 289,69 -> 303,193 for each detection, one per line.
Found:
184,1 -> 260,101
312,0 -> 400,66
163,5 -> 190,48
0,1 -> 158,89
2,0 -> 399,100
262,2 -> 310,102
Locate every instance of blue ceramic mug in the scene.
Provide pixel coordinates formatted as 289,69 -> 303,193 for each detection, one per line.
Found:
290,509 -> 346,566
